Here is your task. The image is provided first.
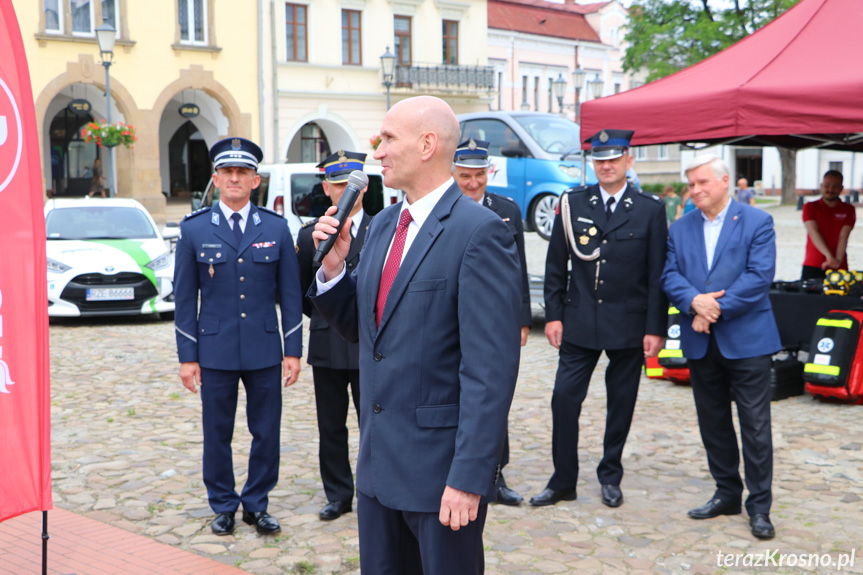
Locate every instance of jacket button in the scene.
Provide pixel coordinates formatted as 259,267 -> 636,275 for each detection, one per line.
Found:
238,258 -> 244,264
598,299 -> 603,304
706,280 -> 711,285
240,294 -> 246,300
239,276 -> 245,282
241,313 -> 247,319
374,352 -> 383,361
373,404 -> 382,413
265,256 -> 270,261
602,239 -> 608,244
201,328 -> 205,333
601,259 -> 607,264
599,280 -> 604,285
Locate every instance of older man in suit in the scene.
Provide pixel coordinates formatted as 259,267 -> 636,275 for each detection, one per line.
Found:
661,154 -> 781,540
296,150 -> 370,521
309,96 -> 522,574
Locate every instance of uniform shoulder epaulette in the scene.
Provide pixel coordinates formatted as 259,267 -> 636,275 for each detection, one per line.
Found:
182,206 -> 210,221
301,218 -> 320,229
638,190 -> 664,204
257,206 -> 284,218
491,192 -> 518,206
564,185 -> 590,196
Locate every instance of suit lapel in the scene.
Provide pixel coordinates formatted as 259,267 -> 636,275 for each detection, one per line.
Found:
602,186 -> 635,236
586,189 -> 606,230
346,212 -> 369,265
689,209 -> 709,276
375,185 -> 457,335
707,200 -> 742,276
212,202 -> 239,250
364,206 -> 399,338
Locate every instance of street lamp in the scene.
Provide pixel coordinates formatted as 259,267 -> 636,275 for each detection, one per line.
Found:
380,46 -> 396,110
589,73 -> 604,100
572,67 -> 587,123
552,73 -> 567,115
95,21 -> 116,197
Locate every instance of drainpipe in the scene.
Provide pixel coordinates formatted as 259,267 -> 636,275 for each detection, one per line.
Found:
258,0 -> 265,157
271,0 -> 280,161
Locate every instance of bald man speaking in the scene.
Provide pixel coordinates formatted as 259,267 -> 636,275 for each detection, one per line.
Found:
309,96 -> 522,574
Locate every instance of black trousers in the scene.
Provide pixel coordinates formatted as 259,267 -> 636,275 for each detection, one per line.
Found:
357,492 -> 487,575
688,334 -> 773,515
312,366 -> 360,503
548,342 -> 642,489
801,265 -> 827,281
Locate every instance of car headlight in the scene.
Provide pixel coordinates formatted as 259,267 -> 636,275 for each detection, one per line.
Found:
146,252 -> 172,271
47,258 -> 71,273
558,165 -> 582,180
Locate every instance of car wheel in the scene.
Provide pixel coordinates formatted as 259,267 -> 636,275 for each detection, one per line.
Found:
529,194 -> 558,241
160,311 -> 175,321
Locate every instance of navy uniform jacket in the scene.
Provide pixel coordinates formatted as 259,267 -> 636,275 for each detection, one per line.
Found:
544,184 -> 667,350
174,203 -> 303,370
482,193 -> 532,327
309,183 -> 522,512
296,213 -> 371,369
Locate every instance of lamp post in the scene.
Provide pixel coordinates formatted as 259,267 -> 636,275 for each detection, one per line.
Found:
552,73 -> 567,116
572,67 -> 587,124
95,21 -> 116,197
380,46 -> 396,110
589,73 -> 604,100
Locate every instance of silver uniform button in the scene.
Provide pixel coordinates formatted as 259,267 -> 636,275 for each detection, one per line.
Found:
602,239 -> 608,244
216,252 -> 221,258
238,258 -> 244,264
239,276 -> 245,282
240,294 -> 246,300
241,313 -> 247,319
598,299 -> 603,304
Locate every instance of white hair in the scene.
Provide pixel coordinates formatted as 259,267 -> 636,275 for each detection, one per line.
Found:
685,154 -> 729,181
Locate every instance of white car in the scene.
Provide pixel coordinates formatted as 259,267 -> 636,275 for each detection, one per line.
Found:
45,198 -> 178,318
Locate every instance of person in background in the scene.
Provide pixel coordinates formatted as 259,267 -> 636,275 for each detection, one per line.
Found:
88,158 -> 105,198
452,137 -> 531,506
664,184 -> 682,223
682,187 -> 696,215
735,178 -> 756,207
801,170 -> 855,280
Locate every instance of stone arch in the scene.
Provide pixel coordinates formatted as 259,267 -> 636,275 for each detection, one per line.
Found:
282,109 -> 360,162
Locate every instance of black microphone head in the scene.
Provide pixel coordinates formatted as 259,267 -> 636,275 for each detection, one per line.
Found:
347,170 -> 369,189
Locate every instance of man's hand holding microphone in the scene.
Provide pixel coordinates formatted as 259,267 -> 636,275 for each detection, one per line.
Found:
311,170 -> 368,281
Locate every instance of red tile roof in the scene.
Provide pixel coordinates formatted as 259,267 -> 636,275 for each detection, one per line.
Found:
488,0 -> 604,43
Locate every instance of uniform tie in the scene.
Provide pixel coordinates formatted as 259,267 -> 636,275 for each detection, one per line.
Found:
230,212 -> 243,244
605,196 -> 616,220
376,209 -> 413,327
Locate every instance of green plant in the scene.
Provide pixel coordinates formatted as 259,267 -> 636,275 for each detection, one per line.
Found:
294,561 -> 317,574
127,408 -> 136,416
81,121 -> 138,148
170,392 -> 181,400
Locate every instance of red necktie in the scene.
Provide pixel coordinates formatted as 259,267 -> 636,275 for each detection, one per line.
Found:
376,209 -> 413,327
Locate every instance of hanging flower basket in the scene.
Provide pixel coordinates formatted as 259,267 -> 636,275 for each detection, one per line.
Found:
81,121 -> 138,149
369,133 -> 382,151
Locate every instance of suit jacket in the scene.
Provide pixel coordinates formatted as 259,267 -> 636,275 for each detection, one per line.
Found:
309,183 -> 522,513
174,202 -> 303,370
483,193 -> 532,327
661,199 -> 781,360
296,212 -> 371,369
544,184 -> 668,350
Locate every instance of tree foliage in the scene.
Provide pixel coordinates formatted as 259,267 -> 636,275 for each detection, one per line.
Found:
623,0 -> 801,83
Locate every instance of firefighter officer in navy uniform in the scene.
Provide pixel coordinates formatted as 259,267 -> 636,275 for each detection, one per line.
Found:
174,137 -> 303,536
296,151 -> 370,521
452,138 -> 531,506
531,129 -> 667,509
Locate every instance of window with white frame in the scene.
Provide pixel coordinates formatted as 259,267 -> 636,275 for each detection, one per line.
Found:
633,146 -> 647,160
179,0 -> 207,44
71,0 -> 94,35
658,144 -> 668,160
101,0 -> 117,31
45,0 -> 63,33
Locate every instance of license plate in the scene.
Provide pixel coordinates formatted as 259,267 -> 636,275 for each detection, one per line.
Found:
86,287 -> 134,301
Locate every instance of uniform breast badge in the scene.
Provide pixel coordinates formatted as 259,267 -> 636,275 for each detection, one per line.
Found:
579,235 -> 590,245
588,227 -> 597,236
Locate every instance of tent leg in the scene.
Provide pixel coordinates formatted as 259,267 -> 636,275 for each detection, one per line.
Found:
42,511 -> 49,575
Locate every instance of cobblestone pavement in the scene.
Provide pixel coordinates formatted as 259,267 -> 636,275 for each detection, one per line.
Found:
47,204 -> 863,574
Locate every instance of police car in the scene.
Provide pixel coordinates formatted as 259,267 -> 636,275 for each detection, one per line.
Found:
45,198 -> 177,318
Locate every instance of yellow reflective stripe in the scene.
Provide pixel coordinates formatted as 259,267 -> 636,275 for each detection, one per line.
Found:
668,306 -> 680,315
804,363 -> 841,376
645,368 -> 665,377
816,318 -> 853,329
658,349 -> 684,358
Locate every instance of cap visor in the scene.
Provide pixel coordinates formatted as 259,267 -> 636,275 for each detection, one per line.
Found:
453,159 -> 490,169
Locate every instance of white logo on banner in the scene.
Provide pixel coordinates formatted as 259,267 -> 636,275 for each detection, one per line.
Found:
0,76 -> 24,194
668,324 -> 681,339
0,287 -> 13,394
817,338 -> 834,353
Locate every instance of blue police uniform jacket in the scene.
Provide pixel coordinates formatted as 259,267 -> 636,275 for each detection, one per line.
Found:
173,203 -> 303,370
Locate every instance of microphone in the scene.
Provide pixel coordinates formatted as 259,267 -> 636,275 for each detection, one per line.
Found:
313,170 -> 369,264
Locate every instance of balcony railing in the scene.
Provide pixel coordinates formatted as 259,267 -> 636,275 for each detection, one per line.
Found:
393,63 -> 495,93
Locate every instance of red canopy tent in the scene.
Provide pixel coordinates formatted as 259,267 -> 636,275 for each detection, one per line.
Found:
581,0 -> 863,151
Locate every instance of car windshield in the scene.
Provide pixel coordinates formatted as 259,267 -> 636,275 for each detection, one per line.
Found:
46,207 -> 158,240
512,115 -> 581,155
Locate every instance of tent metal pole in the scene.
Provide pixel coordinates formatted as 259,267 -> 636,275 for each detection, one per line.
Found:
42,511 -> 49,575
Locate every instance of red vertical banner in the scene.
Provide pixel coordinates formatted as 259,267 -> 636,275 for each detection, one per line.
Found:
0,0 -> 52,521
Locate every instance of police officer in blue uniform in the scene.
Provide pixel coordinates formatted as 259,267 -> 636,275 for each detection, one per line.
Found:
174,137 -> 303,536
296,151 -> 370,521
531,130 -> 667,509
452,139 -> 531,506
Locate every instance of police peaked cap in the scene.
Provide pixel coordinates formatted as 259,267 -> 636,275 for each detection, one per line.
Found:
453,138 -> 491,169
584,129 -> 635,160
210,137 -> 264,171
317,150 -> 367,183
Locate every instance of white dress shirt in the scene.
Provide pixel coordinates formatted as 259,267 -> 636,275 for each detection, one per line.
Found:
218,201 -> 251,233
702,198 -> 731,270
599,182 -> 627,213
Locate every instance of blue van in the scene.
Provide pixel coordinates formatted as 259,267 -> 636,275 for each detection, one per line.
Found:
457,111 -> 598,240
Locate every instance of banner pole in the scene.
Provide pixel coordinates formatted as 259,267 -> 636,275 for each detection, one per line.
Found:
41,511 -> 49,575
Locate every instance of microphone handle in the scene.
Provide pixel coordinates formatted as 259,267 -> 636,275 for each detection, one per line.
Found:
312,185 -> 361,264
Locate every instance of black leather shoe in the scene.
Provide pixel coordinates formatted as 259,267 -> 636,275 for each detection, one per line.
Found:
687,498 -> 742,519
319,500 -> 352,521
601,484 -> 623,508
242,510 -> 281,535
750,513 -> 775,539
211,512 -> 235,536
496,485 -> 523,506
529,487 -> 577,507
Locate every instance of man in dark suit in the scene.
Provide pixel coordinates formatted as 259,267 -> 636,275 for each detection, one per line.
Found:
533,129 -> 667,509
452,138 -> 531,506
661,154 -> 780,540
309,96 -> 522,574
174,137 -> 303,536
296,150 -> 370,521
